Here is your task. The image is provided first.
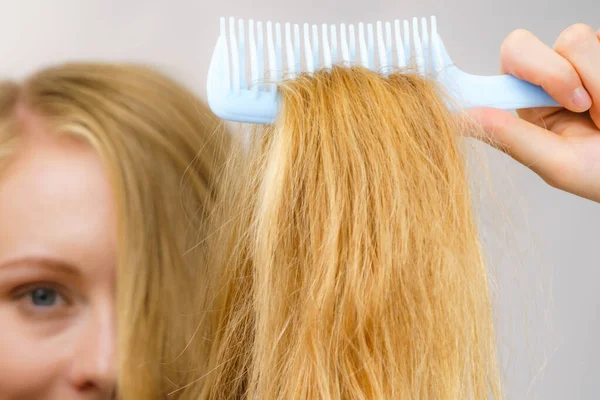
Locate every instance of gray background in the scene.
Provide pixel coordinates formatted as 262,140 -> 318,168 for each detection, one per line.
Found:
1,0 -> 598,398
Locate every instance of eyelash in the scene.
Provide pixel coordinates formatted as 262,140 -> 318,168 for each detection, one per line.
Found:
12,283 -> 73,316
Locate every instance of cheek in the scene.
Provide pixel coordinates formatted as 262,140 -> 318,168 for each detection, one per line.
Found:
0,308 -> 73,396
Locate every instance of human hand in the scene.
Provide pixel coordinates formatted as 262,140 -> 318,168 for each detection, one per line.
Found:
468,24 -> 600,203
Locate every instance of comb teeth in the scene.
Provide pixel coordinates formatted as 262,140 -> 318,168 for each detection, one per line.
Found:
218,16 -> 449,92
208,15 -> 561,124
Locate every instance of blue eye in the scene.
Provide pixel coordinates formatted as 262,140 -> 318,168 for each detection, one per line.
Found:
30,288 -> 58,307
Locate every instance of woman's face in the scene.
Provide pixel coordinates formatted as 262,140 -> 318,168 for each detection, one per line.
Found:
0,114 -> 117,399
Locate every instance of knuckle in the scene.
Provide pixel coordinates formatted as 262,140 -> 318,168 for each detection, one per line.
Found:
555,23 -> 596,53
501,29 -> 532,72
504,28 -> 532,44
501,29 -> 531,55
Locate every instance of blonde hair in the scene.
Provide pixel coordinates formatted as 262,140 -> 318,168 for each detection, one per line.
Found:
190,66 -> 501,399
0,63 -> 230,399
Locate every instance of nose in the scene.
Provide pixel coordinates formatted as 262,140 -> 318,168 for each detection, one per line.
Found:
67,301 -> 117,393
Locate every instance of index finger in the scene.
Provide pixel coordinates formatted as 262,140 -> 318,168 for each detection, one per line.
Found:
500,29 -> 592,113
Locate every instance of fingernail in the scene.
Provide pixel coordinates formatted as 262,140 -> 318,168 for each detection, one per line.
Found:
572,87 -> 592,110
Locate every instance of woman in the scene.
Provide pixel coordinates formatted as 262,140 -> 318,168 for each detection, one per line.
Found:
0,63 -> 229,399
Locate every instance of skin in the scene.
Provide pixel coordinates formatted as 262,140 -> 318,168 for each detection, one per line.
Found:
0,23 -> 593,400
0,108 -> 117,399
468,24 -> 600,203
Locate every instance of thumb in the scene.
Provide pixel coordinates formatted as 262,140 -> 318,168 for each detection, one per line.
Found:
464,107 -> 577,187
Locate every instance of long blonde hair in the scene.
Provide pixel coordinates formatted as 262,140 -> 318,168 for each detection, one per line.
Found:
191,66 -> 501,399
0,63 -> 230,399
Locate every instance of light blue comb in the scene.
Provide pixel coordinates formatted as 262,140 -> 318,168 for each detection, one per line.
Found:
207,16 -> 560,124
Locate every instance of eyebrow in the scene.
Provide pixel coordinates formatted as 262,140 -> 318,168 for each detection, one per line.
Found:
0,256 -> 81,277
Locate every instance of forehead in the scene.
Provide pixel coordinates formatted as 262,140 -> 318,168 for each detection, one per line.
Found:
0,120 -> 117,276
